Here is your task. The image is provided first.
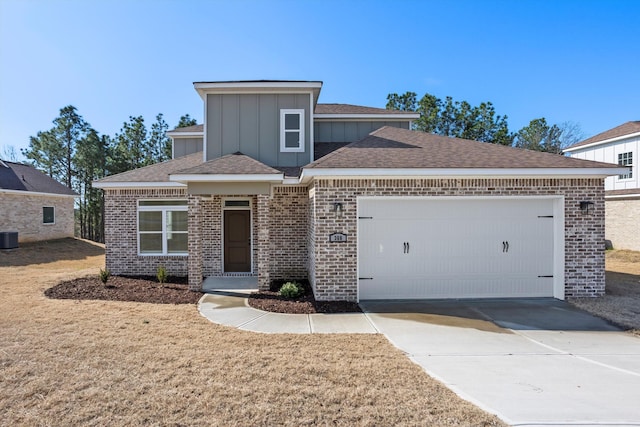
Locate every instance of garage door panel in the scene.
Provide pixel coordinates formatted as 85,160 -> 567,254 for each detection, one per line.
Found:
358,198 -> 557,300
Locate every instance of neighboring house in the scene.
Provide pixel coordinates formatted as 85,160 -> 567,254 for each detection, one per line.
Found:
564,121 -> 639,251
0,159 -> 77,242
94,80 -> 622,302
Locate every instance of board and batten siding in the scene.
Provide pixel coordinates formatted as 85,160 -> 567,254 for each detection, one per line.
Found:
173,137 -> 203,158
314,121 -> 409,143
206,93 -> 312,167
569,134 -> 639,192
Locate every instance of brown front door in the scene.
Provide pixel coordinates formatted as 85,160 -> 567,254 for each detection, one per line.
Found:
224,210 -> 251,272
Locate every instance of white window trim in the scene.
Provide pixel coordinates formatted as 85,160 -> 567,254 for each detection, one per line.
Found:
43,206 -> 55,225
137,200 -> 188,256
221,198 -> 253,274
617,151 -> 633,180
280,109 -> 305,153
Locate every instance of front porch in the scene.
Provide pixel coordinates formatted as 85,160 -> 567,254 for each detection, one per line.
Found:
202,275 -> 258,292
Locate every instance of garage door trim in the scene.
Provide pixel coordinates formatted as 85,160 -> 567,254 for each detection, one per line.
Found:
356,195 -> 565,301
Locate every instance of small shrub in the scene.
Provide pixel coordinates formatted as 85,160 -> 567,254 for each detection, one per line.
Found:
99,268 -> 111,284
279,282 -> 304,299
157,265 -> 168,285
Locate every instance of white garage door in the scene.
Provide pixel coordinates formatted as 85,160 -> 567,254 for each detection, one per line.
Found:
358,198 -> 557,300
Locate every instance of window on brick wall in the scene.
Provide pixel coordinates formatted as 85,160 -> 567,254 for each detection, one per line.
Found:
43,206 -> 55,224
138,200 -> 188,255
618,152 -> 633,179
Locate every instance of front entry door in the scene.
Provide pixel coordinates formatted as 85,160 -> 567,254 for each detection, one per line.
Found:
224,210 -> 251,272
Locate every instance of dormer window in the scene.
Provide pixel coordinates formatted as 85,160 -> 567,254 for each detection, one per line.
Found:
280,109 -> 305,152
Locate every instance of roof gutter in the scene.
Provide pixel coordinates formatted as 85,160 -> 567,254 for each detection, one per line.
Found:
299,167 -> 623,184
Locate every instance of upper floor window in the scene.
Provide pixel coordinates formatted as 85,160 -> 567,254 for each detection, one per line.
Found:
43,206 -> 55,224
280,109 -> 305,153
618,152 -> 633,179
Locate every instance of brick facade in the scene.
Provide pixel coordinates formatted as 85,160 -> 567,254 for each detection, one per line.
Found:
104,188 -> 189,277
104,178 -> 606,301
309,178 -> 606,301
605,198 -> 640,251
0,192 -> 75,242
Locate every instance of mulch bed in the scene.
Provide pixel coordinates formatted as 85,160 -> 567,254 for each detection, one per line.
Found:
46,275 -> 361,313
45,275 -> 203,305
248,290 -> 361,314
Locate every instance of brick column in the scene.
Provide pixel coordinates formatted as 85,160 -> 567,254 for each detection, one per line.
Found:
257,194 -> 270,290
188,194 -> 203,291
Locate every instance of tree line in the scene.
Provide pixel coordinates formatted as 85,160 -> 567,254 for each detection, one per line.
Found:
386,91 -> 584,153
21,106 -> 196,242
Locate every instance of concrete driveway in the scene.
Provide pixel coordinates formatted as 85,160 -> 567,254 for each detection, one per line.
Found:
360,299 -> 640,426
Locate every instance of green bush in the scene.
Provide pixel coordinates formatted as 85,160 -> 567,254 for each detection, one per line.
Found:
157,265 -> 168,285
99,268 -> 111,284
279,282 -> 304,299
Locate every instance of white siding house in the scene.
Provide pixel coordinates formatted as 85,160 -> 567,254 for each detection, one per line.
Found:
565,121 -> 640,251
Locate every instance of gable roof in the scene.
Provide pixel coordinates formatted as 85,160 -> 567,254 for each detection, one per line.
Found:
304,126 -> 622,174
0,160 -> 76,196
93,152 -> 203,187
565,121 -> 640,151
173,152 -> 281,175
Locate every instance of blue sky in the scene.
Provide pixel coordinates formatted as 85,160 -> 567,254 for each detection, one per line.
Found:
1,0 -> 638,160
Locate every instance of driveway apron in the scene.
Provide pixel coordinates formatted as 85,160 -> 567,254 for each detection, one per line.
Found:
360,299 -> 640,426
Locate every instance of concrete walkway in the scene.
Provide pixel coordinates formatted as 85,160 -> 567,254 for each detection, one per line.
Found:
197,291 -> 377,334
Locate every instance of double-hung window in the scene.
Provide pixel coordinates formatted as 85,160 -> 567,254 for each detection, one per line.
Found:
138,200 -> 188,255
280,109 -> 305,152
618,152 -> 633,179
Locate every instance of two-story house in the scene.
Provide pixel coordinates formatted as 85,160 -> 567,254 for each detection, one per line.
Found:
564,121 -> 639,251
94,80 -> 621,302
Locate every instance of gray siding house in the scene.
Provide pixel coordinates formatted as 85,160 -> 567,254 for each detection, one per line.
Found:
94,80 -> 621,302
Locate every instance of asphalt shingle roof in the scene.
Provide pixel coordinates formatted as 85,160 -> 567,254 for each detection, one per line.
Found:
0,160 -> 76,195
173,152 -> 281,175
168,124 -> 203,133
95,152 -> 203,183
314,104 -> 417,115
306,126 -> 620,170
566,121 -> 640,150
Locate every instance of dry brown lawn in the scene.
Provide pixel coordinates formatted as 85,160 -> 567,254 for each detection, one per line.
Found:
570,249 -> 640,335
0,238 -> 504,426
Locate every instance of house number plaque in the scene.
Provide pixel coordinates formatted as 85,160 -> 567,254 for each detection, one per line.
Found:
329,233 -> 347,243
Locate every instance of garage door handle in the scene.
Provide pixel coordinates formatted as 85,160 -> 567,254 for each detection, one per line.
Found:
403,242 -> 410,254
502,241 -> 510,253
359,277 -> 373,280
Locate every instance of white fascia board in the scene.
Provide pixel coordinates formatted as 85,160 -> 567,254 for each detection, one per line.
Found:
0,188 -> 77,198
169,173 -> 284,183
299,167 -> 623,183
314,113 -> 420,120
194,81 -> 323,90
194,82 -> 323,100
166,131 -> 203,138
563,131 -> 640,153
92,181 -> 187,189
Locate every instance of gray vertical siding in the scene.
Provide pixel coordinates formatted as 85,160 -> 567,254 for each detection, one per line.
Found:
173,137 -> 203,158
206,93 -> 312,167
314,120 -> 410,143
